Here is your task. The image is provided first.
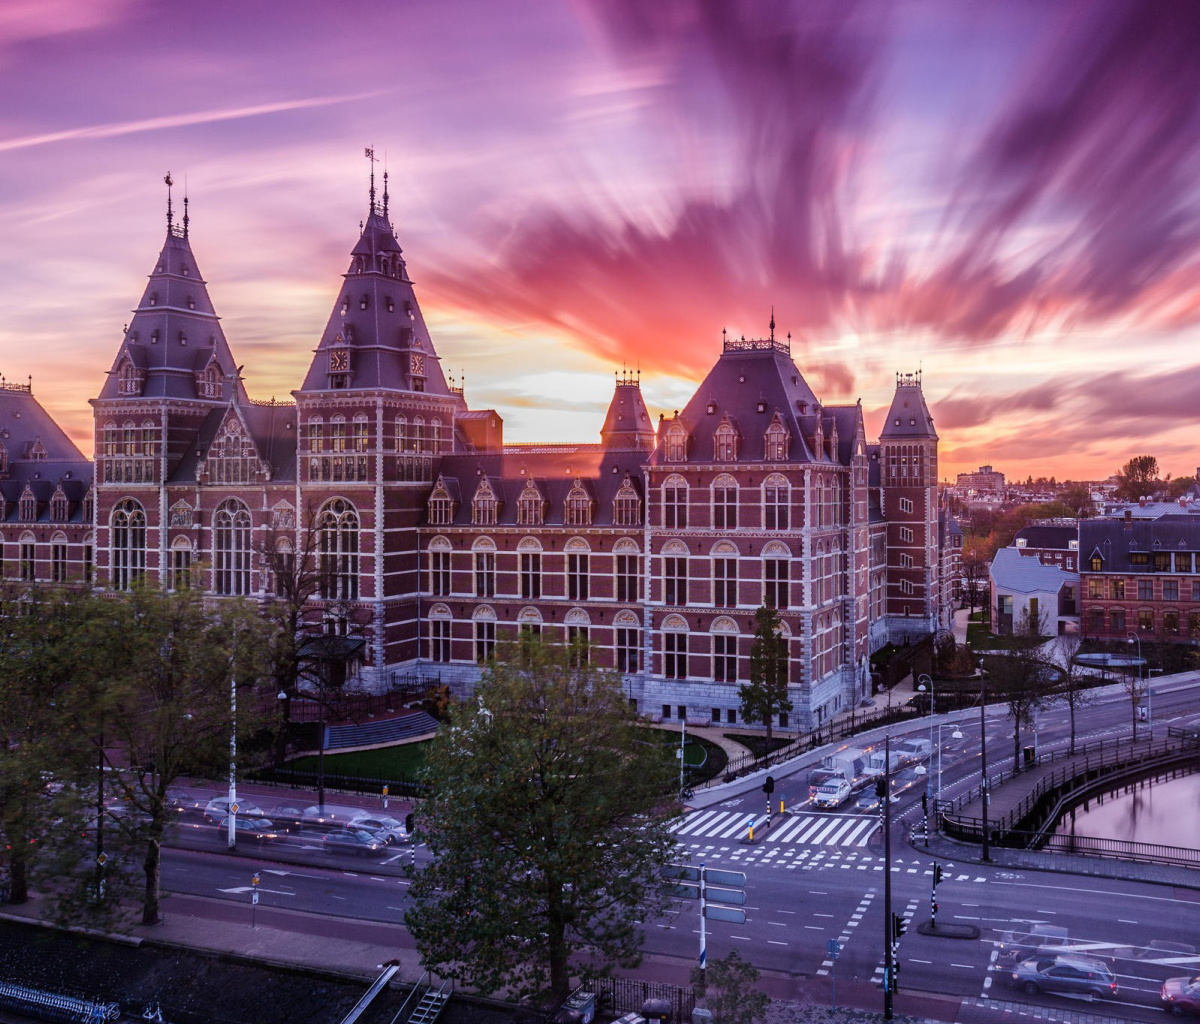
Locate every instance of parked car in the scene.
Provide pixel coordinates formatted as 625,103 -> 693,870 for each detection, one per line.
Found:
1009,955 -> 1118,1000
1161,975 -> 1200,1016
998,924 -> 1071,962
214,816 -> 280,843
202,797 -> 264,823
350,814 -> 407,844
314,828 -> 387,857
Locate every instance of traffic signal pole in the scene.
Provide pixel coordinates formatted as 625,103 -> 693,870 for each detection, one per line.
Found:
882,733 -> 894,1020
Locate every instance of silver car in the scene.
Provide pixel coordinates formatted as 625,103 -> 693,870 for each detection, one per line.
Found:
1009,955 -> 1118,1000
351,814 -> 407,844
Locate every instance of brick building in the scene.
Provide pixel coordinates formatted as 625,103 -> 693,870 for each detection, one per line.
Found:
1013,523 -> 1079,571
2,177 -> 954,730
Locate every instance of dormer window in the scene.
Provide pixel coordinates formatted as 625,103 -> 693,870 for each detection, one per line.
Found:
187,295 -> 195,309
472,480 -> 498,526
50,488 -> 68,522
118,360 -> 143,396
27,438 -> 46,462
665,421 -> 688,463
613,477 -> 641,527
178,331 -> 187,346
517,481 -> 544,526
19,486 -> 36,521
148,292 -> 158,306
764,417 -> 789,461
1090,555 -> 1103,571
706,402 -> 716,415
197,361 -> 221,399
564,482 -> 593,527
713,421 -> 737,462
428,481 -> 455,526
405,301 -> 415,320
150,330 -> 159,345
757,400 -> 767,413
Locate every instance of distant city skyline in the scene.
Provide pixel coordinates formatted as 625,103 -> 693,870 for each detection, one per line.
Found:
3,0 -> 1200,480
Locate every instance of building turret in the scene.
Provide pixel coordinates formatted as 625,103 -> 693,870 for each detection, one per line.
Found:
600,370 -> 655,450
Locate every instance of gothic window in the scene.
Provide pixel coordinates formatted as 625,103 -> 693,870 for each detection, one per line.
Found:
431,418 -> 443,452
664,421 -> 688,462
169,538 -> 193,591
330,417 -> 347,453
204,420 -> 259,484
352,416 -> 369,453
712,475 -> 737,530
517,481 -> 544,526
197,361 -> 221,399
318,498 -> 360,601
50,488 -> 68,522
764,418 -> 789,461
308,420 -> 324,454
396,416 -> 409,451
564,482 -> 592,527
763,474 -> 789,530
472,480 -> 498,526
18,486 -> 36,521
110,498 -> 146,591
614,609 -> 641,673
122,422 -> 138,457
214,498 -> 252,596
663,475 -> 688,529
713,421 -> 737,462
412,417 -> 426,453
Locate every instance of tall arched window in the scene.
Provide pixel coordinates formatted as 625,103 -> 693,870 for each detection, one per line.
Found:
110,498 -> 146,591
214,498 -> 252,596
319,498 -> 360,601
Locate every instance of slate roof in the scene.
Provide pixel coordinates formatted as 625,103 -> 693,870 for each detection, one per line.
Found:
1014,524 -> 1078,549
168,401 -> 298,484
0,384 -> 92,524
299,207 -> 458,400
878,373 -> 937,440
1081,513 -> 1200,572
430,444 -> 645,528
1102,500 -> 1200,520
600,378 -> 655,450
654,339 -> 831,464
990,546 -> 1077,595
97,227 -> 246,404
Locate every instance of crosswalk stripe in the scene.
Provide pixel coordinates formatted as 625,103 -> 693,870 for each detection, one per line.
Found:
769,817 -> 812,843
674,809 -> 883,848
675,809 -> 724,835
844,819 -> 877,846
717,814 -> 756,839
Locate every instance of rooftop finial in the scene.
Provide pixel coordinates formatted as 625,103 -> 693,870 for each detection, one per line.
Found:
382,169 -> 389,219
164,172 -> 174,231
182,193 -> 189,239
365,146 -> 378,213
769,306 -> 775,342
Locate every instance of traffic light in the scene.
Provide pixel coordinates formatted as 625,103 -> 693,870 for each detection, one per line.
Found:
875,777 -> 887,798
405,812 -> 415,835
893,913 -> 909,938
921,791 -> 928,815
933,863 -> 944,887
762,775 -> 775,795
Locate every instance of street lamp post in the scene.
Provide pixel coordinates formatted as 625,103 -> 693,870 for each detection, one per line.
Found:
1127,632 -> 1144,740
227,675 -> 238,850
980,675 -> 990,862
916,674 -> 935,846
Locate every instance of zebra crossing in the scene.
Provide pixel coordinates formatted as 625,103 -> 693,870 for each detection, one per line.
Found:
674,808 -> 879,848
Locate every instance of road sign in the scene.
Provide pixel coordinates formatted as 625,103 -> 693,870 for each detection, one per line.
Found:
703,905 -> 746,924
705,886 -> 746,906
96,852 -> 108,867
661,864 -> 701,883
229,802 -> 240,815
251,891 -> 259,905
826,939 -> 841,960
665,883 -> 700,900
705,868 -> 746,887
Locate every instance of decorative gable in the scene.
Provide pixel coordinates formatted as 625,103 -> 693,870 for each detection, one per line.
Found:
26,437 -> 47,461
169,500 -> 194,528
196,357 -> 222,399
564,480 -> 593,527
18,484 -> 37,521
517,480 -> 545,526
428,478 -> 456,526
713,417 -> 738,462
50,486 -> 68,522
198,412 -> 267,485
764,414 -> 790,461
472,478 -> 499,526
613,475 -> 641,527
664,419 -> 688,462
117,357 -> 143,396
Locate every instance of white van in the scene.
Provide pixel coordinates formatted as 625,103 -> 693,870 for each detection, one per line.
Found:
812,779 -> 852,809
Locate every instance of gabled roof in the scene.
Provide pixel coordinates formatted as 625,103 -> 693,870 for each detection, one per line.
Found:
0,384 -> 92,522
1080,513 -> 1200,571
1014,524 -> 1078,550
97,224 -> 246,404
990,547 -> 1077,594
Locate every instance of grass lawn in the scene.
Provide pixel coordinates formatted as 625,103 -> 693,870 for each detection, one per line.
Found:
286,741 -> 428,781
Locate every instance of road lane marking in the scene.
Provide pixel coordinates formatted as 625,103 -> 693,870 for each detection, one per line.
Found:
767,940 -> 788,945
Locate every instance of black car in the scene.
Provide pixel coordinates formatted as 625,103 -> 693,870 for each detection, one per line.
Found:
313,829 -> 387,857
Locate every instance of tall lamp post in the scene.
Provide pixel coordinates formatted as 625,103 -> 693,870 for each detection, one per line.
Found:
980,674 -> 990,862
915,674 -> 935,845
1127,632 -> 1144,740
227,675 -> 238,850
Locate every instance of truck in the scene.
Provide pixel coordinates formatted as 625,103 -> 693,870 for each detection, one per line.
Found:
807,766 -> 845,800
863,747 -> 905,778
821,747 -> 867,786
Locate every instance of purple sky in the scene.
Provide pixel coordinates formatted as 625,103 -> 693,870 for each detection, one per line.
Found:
3,0 -> 1200,481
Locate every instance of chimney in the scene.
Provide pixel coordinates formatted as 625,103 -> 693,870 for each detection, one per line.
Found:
1124,509 -> 1133,530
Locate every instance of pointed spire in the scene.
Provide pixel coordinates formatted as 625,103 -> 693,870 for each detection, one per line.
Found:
769,306 -> 775,342
182,193 -> 189,239
164,172 -> 174,232
365,146 -> 378,213
382,169 -> 389,219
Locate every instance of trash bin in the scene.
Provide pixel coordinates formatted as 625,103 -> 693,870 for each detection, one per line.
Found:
1022,745 -> 1035,768
552,1011 -> 582,1024
561,990 -> 595,1024
642,998 -> 672,1024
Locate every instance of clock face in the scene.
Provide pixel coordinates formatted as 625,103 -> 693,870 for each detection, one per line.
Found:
410,353 -> 425,376
330,349 -> 349,372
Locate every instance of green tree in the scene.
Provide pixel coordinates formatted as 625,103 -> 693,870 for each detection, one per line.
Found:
738,606 -> 792,743
406,636 -> 677,1004
93,586 -> 273,925
1115,455 -> 1160,502
690,950 -> 770,1024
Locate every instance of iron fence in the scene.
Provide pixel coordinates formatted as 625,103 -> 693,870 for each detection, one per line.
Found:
250,766 -> 428,799
592,977 -> 694,1021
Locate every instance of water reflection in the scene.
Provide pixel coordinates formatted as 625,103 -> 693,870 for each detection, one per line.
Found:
1055,773 -> 1200,847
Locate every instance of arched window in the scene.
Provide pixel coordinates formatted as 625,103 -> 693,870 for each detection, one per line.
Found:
613,476 -> 641,527
110,498 -> 146,591
663,474 -> 688,529
18,485 -> 36,521
214,498 -> 252,596
431,418 -> 443,452
711,616 -> 740,683
564,482 -> 592,527
517,481 -> 544,526
472,479 -> 498,526
428,479 -> 455,525
50,531 -> 68,583
711,540 -> 739,608
413,417 -> 426,452
712,474 -> 737,530
50,487 -> 69,523
170,536 -> 193,591
396,416 -> 409,451
318,498 -> 360,601
662,613 -> 689,679
18,530 -> 36,581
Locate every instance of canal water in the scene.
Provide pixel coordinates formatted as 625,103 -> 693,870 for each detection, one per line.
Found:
1054,772 -> 1200,847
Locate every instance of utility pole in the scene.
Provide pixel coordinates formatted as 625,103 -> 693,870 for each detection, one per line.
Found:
882,732 -> 894,1020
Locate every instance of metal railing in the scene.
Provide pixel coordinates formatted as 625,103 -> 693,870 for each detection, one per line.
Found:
593,977 -> 694,1021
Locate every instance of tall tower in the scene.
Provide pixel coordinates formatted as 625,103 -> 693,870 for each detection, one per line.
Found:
294,170 -> 465,683
878,371 -> 939,642
91,179 -> 245,589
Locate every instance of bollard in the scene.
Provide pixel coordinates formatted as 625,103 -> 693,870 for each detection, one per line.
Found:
749,820 -> 755,842
779,798 -> 784,815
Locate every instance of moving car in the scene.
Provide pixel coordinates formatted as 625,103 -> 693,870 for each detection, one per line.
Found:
203,797 -> 265,823
811,779 -> 852,809
1009,955 -> 1117,1000
214,816 -> 280,843
998,924 -> 1070,962
350,814 -> 407,844
1161,975 -> 1200,1016
314,829 -> 387,857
